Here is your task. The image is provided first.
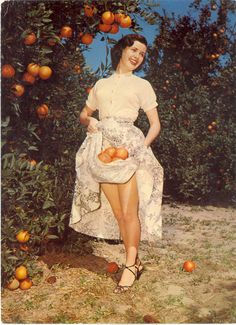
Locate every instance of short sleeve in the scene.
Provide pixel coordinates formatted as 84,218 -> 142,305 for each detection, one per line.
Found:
139,80 -> 158,112
86,83 -> 98,111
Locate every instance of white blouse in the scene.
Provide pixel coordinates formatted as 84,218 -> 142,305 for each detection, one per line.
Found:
86,71 -> 158,122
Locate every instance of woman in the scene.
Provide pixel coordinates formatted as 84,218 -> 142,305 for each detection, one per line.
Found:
70,34 -> 163,293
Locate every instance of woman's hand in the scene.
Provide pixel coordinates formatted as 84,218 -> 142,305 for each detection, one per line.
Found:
87,116 -> 99,133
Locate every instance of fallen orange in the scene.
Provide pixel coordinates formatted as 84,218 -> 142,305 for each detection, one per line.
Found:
106,262 -> 119,273
183,260 -> 196,272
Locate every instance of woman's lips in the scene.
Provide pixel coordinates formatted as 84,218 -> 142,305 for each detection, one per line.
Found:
129,58 -> 138,65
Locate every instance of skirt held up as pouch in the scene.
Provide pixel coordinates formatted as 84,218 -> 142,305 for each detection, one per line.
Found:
70,117 -> 163,242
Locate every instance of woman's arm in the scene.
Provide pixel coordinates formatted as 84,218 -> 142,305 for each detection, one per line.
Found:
80,105 -> 98,132
144,108 -> 161,147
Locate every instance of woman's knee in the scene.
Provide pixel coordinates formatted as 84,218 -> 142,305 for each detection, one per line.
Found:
113,208 -> 124,222
122,210 -> 138,223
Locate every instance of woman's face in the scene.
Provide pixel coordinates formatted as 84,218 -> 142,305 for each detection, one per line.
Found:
119,40 -> 147,72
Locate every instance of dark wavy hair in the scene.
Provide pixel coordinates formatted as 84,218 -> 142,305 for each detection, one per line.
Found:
111,34 -> 148,72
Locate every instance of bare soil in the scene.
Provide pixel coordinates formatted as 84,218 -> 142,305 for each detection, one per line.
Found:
2,204 -> 236,324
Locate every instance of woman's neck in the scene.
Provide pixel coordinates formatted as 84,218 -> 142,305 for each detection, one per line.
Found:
116,64 -> 133,75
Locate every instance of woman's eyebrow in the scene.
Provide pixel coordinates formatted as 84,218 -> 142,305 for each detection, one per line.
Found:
132,46 -> 146,55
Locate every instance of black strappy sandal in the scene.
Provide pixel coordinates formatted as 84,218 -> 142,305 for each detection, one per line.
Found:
114,261 -> 144,293
114,263 -> 137,293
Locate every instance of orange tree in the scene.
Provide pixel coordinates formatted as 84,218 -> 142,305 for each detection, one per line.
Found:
142,0 -> 236,202
1,0 -> 158,286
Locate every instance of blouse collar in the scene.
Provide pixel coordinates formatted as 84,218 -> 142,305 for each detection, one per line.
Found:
113,71 -> 133,77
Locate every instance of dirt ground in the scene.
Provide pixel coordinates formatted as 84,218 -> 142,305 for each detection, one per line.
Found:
2,203 -> 236,324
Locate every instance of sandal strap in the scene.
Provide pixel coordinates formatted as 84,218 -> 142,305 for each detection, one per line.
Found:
125,264 -> 137,278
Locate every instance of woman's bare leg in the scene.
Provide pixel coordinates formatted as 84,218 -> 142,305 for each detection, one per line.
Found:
117,174 -> 140,287
101,174 -> 140,288
101,183 -> 127,249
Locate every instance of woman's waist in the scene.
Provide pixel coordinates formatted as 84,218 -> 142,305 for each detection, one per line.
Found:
99,116 -> 134,125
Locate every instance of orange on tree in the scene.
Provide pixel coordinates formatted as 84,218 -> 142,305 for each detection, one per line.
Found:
119,15 -> 132,28
19,278 -> 33,290
24,32 -> 37,45
38,66 -> 52,80
84,4 -> 96,17
37,104 -> 49,119
22,72 -> 36,84
98,23 -> 112,33
27,63 -> 40,77
29,159 -> 37,166
81,33 -> 93,45
115,147 -> 129,160
182,260 -> 196,272
74,64 -> 81,73
2,64 -> 15,78
60,25 -> 73,38
15,265 -> 28,280
7,278 -> 20,290
109,24 -> 119,34
11,84 -> 25,97
114,13 -> 124,24
47,38 -> 56,46
20,244 -> 29,252
16,230 -> 30,243
102,11 -> 114,25
86,87 -> 92,94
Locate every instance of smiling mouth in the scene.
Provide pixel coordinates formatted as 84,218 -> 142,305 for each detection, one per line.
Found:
129,59 -> 138,66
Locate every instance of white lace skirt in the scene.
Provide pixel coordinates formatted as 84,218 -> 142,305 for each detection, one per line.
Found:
69,117 -> 163,242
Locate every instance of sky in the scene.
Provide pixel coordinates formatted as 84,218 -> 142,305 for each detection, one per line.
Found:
84,0 -> 235,74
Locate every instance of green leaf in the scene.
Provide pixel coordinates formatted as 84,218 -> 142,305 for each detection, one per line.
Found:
43,200 -> 56,209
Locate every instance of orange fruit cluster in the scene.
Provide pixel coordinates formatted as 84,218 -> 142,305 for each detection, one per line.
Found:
98,146 -> 129,163
7,265 -> 33,291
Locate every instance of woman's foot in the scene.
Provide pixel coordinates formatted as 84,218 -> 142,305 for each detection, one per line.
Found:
114,263 -> 137,293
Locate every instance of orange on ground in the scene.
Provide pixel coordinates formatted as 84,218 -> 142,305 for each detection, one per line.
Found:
15,265 -> 28,280
24,33 -> 37,45
16,230 -> 30,243
98,152 -> 112,164
22,72 -> 36,84
106,262 -> 119,273
60,26 -> 73,38
109,24 -> 119,34
182,260 -> 196,272
27,63 -> 40,77
37,104 -> 49,119
11,84 -> 25,97
102,11 -> 114,25
115,147 -> 129,160
7,278 -> 20,290
38,66 -> 52,80
98,23 -> 112,33
81,33 -> 93,45
2,64 -> 15,78
20,278 -> 33,290
119,15 -> 132,28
